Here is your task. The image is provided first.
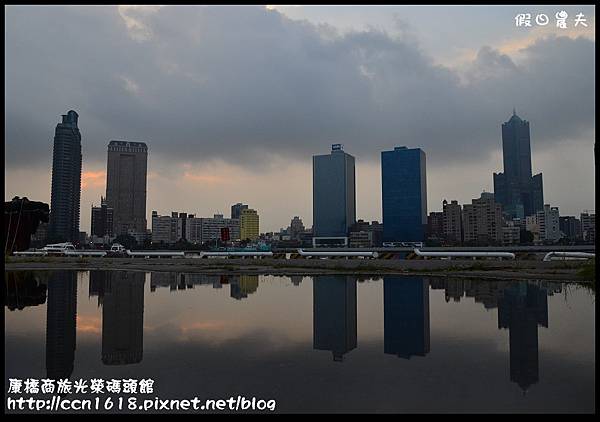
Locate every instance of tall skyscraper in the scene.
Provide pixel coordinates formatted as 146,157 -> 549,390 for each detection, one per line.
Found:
48,110 -> 82,243
313,275 -> 357,362
493,110 -> 544,219
105,140 -> 148,236
312,144 -> 356,239
381,146 -> 427,243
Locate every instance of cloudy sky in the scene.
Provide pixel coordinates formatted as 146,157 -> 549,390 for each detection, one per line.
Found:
4,5 -> 596,233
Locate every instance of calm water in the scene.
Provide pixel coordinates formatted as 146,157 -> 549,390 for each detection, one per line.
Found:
4,271 -> 596,413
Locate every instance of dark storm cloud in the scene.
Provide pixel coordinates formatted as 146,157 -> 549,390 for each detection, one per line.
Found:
5,6 -> 595,171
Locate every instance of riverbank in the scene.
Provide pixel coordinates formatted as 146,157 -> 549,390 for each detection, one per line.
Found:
4,256 -> 595,283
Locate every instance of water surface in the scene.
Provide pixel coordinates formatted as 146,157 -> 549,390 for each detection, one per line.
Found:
4,271 -> 595,413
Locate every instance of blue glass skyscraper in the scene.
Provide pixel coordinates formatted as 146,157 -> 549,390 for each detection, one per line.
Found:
381,146 -> 427,242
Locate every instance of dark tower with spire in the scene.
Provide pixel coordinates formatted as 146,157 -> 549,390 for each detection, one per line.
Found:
493,110 -> 543,219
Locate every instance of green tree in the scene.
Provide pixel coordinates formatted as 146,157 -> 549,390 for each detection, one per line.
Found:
114,234 -> 137,250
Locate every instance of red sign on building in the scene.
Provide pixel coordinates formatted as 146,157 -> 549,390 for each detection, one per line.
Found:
220,227 -> 230,242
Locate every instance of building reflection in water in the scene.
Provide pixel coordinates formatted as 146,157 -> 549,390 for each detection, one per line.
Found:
89,271 -> 145,365
498,282 -> 548,393
230,275 -> 259,300
383,276 -> 430,359
149,272 -> 260,300
312,275 -> 357,362
46,271 -> 77,379
5,270 -> 560,391
430,278 -> 556,393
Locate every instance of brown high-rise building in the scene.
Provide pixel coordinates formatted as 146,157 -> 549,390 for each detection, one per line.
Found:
462,192 -> 503,245
442,199 -> 463,244
105,140 -> 148,236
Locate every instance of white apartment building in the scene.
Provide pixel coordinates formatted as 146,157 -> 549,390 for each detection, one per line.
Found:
536,204 -> 562,243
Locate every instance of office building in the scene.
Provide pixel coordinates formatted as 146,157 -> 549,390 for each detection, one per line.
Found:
105,140 -> 148,237
381,146 -> 427,243
187,214 -> 240,244
151,211 -> 180,244
442,200 -> 463,244
427,211 -> 444,240
493,110 -> 544,219
462,192 -> 503,245
91,197 -> 114,238
231,203 -> 249,220
348,219 -> 383,247
312,144 -> 356,242
240,208 -> 259,241
48,110 -> 82,243
525,215 -> 541,243
559,216 -> 582,241
536,204 -> 562,243
502,222 -> 521,245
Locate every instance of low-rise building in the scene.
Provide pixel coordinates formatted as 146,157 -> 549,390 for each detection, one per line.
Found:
187,214 -> 240,244
349,219 -> 383,247
151,211 -> 179,244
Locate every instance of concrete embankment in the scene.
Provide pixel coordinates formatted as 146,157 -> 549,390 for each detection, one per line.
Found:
4,256 -> 594,282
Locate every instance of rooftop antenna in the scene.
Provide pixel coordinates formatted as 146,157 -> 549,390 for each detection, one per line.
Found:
513,107 -> 516,116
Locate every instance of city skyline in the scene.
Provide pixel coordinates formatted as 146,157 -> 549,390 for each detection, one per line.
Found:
5,5 -> 595,233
